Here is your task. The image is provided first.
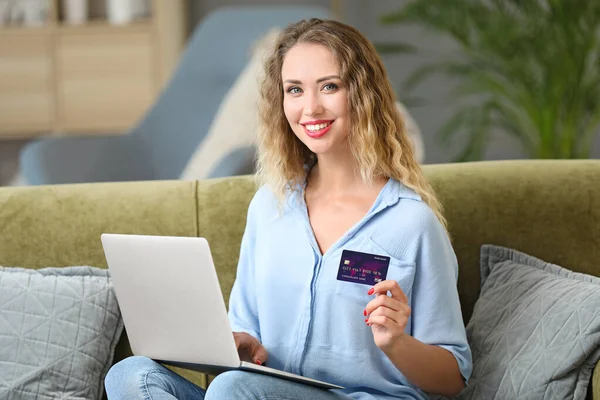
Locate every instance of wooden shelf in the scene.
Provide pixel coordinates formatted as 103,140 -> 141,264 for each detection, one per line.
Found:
57,19 -> 153,34
0,25 -> 56,36
0,0 -> 187,140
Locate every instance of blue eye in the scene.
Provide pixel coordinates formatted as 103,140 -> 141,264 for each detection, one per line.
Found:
287,86 -> 302,94
323,83 -> 338,91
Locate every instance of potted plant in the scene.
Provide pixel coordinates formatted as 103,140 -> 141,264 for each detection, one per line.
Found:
379,0 -> 600,161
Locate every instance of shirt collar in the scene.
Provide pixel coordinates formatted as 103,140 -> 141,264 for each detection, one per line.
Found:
286,177 -> 422,211
383,178 -> 422,206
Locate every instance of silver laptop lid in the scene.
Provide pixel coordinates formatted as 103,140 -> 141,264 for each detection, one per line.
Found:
101,233 -> 241,368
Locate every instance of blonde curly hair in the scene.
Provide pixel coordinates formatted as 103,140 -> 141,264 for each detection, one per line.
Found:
256,18 -> 447,230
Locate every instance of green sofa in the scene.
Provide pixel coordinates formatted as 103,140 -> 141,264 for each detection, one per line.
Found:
1,159 -> 599,398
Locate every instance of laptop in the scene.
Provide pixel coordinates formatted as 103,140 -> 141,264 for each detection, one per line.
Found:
100,233 -> 343,390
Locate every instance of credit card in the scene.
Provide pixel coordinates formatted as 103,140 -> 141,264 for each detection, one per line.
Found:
336,249 -> 390,286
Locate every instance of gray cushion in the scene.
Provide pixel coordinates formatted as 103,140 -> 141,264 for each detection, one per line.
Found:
0,266 -> 123,400
451,245 -> 600,399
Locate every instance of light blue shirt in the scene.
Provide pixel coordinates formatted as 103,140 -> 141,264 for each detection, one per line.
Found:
228,178 -> 472,400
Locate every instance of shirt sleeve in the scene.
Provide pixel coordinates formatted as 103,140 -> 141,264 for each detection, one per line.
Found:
227,192 -> 261,341
410,207 -> 473,383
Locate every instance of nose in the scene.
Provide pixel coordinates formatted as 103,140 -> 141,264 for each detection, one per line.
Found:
304,92 -> 324,116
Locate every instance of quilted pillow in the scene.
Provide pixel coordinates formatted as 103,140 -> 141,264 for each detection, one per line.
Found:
0,266 -> 123,400
451,245 -> 600,399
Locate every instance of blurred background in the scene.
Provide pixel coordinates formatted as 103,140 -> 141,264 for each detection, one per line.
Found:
1,0 -> 599,186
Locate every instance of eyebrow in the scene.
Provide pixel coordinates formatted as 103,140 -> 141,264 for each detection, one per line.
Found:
283,75 -> 341,85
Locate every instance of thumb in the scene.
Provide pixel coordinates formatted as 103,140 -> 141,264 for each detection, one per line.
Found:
252,344 -> 269,366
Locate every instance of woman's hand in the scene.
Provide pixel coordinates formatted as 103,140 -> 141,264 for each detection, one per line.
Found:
364,280 -> 411,353
233,332 -> 269,365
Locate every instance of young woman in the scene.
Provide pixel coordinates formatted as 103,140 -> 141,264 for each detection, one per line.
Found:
105,18 -> 472,400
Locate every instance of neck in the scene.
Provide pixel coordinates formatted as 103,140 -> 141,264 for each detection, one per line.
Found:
307,149 -> 364,194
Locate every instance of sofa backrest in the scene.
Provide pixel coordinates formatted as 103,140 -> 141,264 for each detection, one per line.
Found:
424,160 -> 600,322
194,176 -> 258,307
0,180 -> 199,269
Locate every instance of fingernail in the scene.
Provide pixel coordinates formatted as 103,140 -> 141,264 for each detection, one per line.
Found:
367,288 -> 374,295
255,359 -> 262,365
365,318 -> 369,323
363,309 -> 367,316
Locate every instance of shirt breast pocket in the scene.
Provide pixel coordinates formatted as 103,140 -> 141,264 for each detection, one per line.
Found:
334,237 -> 416,307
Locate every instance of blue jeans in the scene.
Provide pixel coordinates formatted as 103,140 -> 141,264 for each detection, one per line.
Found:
105,356 -> 354,400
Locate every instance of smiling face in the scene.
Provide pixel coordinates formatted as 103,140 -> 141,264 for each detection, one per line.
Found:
281,42 -> 350,157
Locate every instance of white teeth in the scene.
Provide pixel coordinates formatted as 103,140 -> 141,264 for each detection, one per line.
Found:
306,122 -> 330,131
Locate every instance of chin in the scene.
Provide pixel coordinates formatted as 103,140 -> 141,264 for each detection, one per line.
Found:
302,139 -> 331,154
306,139 -> 350,158
308,146 -> 341,157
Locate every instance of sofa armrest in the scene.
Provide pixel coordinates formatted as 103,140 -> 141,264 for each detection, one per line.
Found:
20,135 -> 155,185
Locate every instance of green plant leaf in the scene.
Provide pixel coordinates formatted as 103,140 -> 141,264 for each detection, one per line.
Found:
402,61 -> 473,92
379,0 -> 600,159
436,108 -> 473,146
396,96 -> 428,108
373,42 -> 417,55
